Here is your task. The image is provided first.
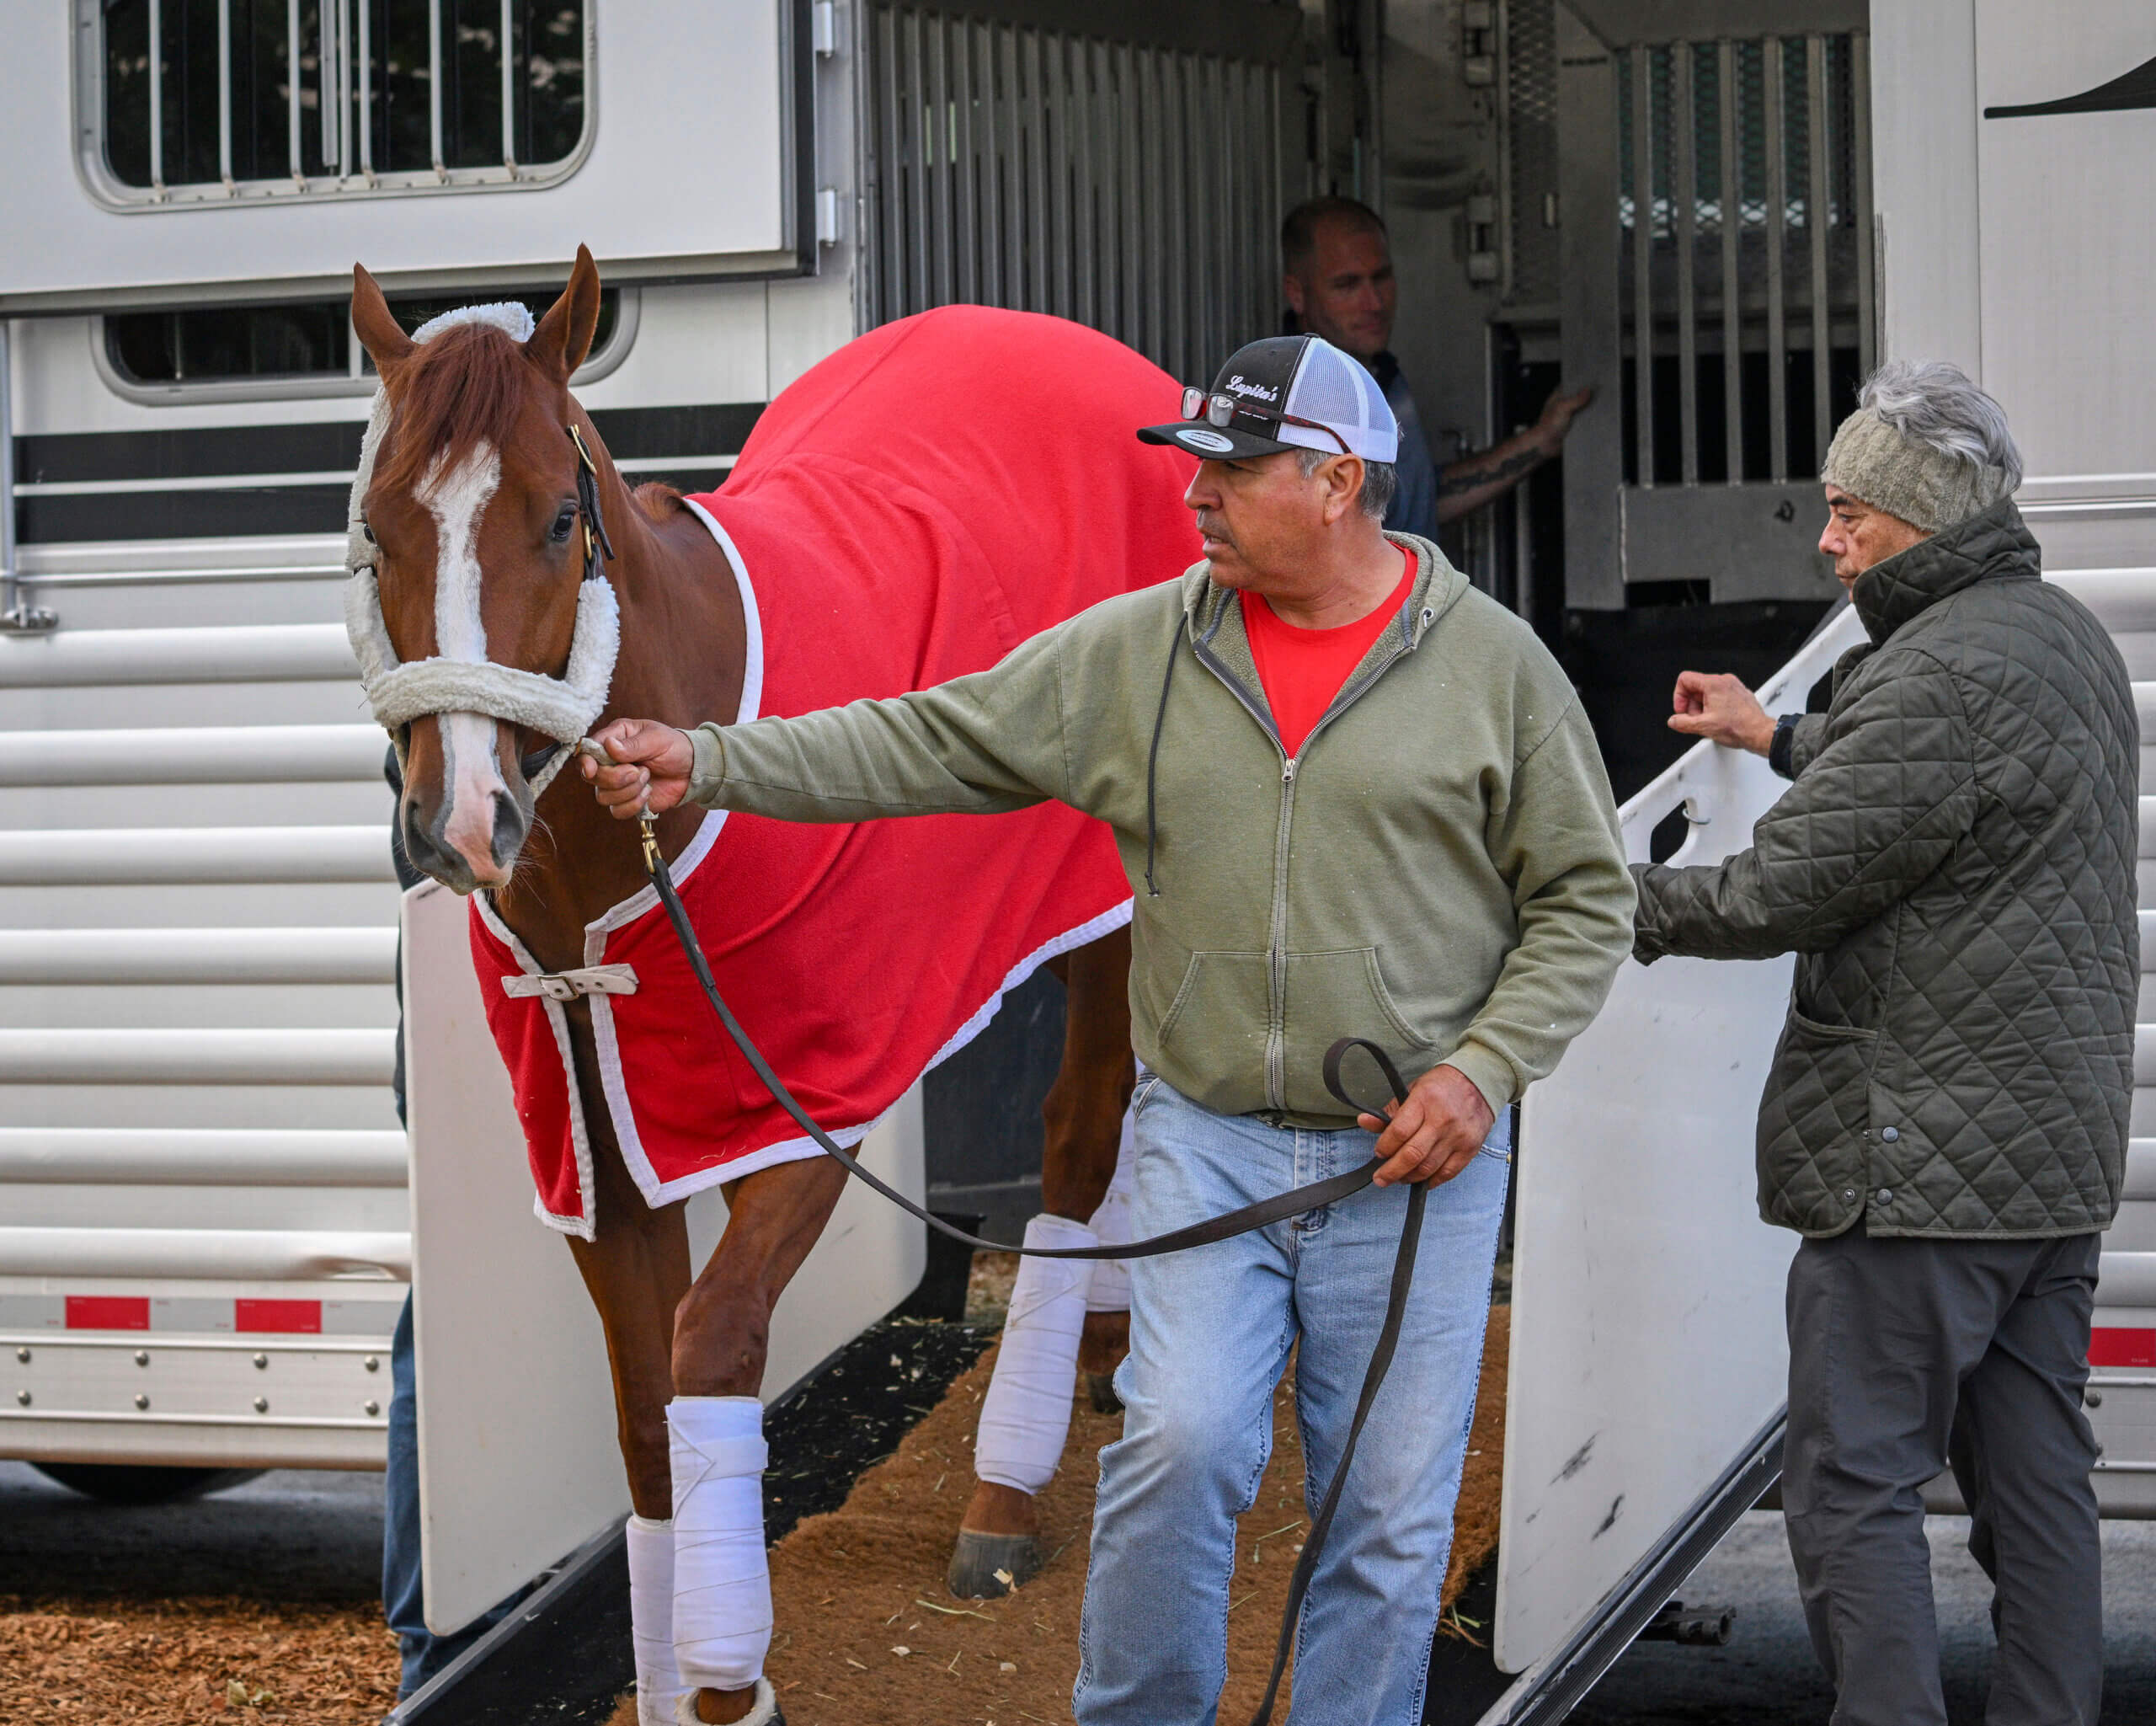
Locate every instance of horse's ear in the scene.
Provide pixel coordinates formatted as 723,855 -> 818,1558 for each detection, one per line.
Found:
351,265 -> 414,373
526,245 -> 603,384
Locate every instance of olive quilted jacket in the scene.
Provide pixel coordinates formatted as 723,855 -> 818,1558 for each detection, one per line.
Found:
1633,499 -> 2138,1238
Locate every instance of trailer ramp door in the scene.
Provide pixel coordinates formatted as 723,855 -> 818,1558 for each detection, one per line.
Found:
1489,607 -> 1863,1688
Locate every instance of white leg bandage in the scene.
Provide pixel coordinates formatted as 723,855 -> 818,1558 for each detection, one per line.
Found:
975,1212 -> 1097,1494
626,1515 -> 691,1725
668,1396 -> 772,1697
1083,1108 -> 1140,1313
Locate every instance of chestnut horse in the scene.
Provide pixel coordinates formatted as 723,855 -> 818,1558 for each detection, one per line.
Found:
352,252 -> 1160,1725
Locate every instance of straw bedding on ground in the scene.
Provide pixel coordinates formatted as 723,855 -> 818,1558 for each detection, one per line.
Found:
0,1595 -> 399,1722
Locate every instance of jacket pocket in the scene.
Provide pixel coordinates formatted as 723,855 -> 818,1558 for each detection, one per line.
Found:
1756,1008 -> 1877,1234
1152,951 -> 1273,1112
1282,948 -> 1439,1118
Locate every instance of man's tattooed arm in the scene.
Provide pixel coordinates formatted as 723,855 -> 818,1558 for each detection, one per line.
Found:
1437,444 -> 1545,498
1431,383 -> 1593,525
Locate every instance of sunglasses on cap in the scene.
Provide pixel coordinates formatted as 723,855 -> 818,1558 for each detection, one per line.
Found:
1180,387 -> 1351,457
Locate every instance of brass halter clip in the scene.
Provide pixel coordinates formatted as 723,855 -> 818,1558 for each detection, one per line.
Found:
577,736 -> 664,878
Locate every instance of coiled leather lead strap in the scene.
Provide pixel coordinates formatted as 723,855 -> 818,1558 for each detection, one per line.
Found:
636,809 -> 1426,1724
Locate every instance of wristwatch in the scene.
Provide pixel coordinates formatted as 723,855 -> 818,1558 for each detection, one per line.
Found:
1768,713 -> 1804,779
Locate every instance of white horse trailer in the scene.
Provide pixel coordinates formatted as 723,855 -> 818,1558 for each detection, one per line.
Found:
0,0 -> 862,1502
3,0 -> 2150,1714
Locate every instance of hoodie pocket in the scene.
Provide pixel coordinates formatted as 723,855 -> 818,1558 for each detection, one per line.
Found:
1154,950 -> 1273,1097
1282,948 -> 1439,1115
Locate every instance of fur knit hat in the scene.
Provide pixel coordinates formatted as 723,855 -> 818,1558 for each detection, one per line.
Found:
1819,361 -> 2021,533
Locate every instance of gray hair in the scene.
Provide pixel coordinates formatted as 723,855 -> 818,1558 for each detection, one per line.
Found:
1858,360 -> 2024,494
1296,446 -> 1397,521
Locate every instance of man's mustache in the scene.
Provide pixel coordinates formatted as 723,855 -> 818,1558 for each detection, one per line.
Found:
1196,511 -> 1236,550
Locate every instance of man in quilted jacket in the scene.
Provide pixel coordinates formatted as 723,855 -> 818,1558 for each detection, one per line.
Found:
1630,361 -> 2135,1726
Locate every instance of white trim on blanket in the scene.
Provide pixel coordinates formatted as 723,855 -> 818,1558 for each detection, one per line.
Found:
472,890 -> 599,1241
924,899 -> 1135,1073
680,495 -> 766,729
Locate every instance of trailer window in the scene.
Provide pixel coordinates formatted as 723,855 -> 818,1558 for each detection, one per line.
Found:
90,1 -> 590,208
104,288 -> 622,387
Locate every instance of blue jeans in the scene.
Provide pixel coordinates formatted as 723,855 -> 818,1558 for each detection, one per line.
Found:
382,1296 -> 513,1699
1074,1078 -> 1510,1726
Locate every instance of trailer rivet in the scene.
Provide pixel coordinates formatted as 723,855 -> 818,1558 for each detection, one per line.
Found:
364,1400 -> 381,1417
13,1390 -> 27,1407
134,1393 -> 150,1411
364,1355 -> 380,1372
134,1349 -> 150,1367
253,1354 -> 269,1370
253,1397 -> 270,1413
13,1347 -> 27,1365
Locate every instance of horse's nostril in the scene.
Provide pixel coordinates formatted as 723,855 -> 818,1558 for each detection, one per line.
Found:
490,792 -> 530,869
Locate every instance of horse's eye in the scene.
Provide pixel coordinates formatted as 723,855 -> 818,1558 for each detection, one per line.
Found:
360,516 -> 377,545
549,504 -> 579,545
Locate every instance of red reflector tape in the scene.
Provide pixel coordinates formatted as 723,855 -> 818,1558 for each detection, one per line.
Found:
65,1296 -> 150,1331
2090,1327 -> 2156,1369
234,1299 -> 323,1335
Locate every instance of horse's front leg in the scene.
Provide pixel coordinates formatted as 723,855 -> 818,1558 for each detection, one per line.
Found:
562,1119 -> 694,1726
950,927 -> 1134,1598
666,1155 -> 849,1726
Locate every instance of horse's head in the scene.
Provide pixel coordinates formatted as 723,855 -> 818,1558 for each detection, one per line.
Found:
350,248 -> 611,895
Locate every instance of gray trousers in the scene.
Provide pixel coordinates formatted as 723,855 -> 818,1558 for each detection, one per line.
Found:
1782,1228 -> 2103,1726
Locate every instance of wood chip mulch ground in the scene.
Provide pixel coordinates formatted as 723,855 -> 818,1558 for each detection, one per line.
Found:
0,1595 -> 399,1723
617,1303 -> 1508,1725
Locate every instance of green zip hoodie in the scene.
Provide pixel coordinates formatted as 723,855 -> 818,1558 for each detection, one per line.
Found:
687,534 -> 1634,1127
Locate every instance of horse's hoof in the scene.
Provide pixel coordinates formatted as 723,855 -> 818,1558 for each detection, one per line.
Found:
1086,1371 -> 1123,1414
673,1677 -> 781,1725
947,1528 -> 1042,1598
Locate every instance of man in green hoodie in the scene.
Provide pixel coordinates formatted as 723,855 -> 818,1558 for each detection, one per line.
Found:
584,333 -> 1634,1725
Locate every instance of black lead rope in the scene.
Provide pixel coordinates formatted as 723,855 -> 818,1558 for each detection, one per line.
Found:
636,818 -> 1422,1724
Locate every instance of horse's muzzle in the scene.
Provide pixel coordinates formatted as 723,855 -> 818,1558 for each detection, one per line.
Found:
402,787 -> 529,895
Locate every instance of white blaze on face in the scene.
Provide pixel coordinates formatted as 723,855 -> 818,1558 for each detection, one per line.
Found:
419,445 -> 510,879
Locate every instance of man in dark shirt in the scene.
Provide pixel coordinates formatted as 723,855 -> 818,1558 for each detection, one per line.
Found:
1281,195 -> 1591,539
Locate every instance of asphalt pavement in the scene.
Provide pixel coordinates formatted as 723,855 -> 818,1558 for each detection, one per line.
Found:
0,1458 -> 384,1602
1572,1510 -> 2156,1724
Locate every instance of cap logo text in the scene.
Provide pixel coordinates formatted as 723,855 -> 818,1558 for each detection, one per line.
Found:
1225,375 -> 1279,404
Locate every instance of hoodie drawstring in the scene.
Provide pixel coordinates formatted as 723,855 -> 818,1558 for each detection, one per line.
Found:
1143,623 -> 1183,897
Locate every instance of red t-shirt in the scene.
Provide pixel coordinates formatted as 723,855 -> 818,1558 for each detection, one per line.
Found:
1241,550 -> 1417,756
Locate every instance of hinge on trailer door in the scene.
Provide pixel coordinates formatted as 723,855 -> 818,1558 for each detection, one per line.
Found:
811,1 -> 838,56
0,574 -> 56,634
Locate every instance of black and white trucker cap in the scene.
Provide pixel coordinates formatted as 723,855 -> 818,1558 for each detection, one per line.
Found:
1139,334 -> 1400,465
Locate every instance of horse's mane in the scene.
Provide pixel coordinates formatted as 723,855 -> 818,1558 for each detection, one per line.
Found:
632,481 -> 687,521
374,322 -> 536,498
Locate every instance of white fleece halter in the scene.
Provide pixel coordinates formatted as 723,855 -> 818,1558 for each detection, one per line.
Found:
344,301 -> 621,796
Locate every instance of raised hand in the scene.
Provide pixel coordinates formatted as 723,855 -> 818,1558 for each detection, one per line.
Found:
1668,671 -> 1775,756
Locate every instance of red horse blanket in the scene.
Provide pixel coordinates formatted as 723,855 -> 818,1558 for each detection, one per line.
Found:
471,307 -> 1198,1235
